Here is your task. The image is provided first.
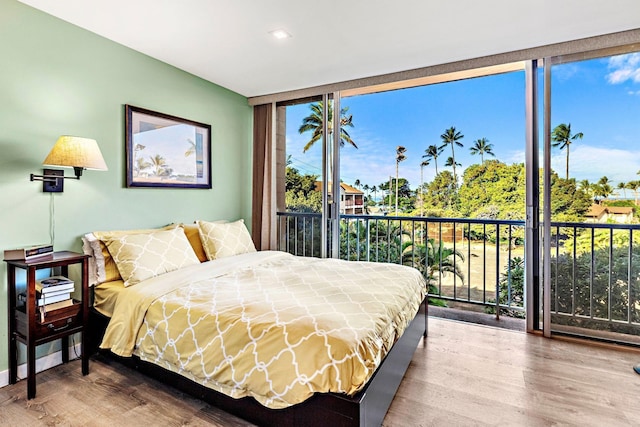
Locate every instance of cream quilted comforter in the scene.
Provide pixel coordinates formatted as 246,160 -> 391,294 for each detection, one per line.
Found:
100,251 -> 426,409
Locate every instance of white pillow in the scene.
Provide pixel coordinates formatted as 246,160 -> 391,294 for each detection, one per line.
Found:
105,228 -> 200,287
81,233 -> 102,286
197,219 -> 256,260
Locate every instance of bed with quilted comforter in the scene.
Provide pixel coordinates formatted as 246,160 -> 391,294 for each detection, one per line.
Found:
84,221 -> 427,426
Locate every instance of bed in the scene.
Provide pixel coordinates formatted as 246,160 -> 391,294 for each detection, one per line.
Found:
83,221 -> 427,427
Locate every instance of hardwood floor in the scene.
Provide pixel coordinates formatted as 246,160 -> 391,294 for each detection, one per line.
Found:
2,318 -> 640,426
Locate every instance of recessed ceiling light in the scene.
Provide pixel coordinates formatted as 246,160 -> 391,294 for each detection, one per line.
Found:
269,29 -> 292,40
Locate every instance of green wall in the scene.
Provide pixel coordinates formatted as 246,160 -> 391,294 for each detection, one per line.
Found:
0,0 -> 253,374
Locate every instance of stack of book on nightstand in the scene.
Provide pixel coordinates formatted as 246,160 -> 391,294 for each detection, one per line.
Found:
19,275 -> 75,320
36,276 -> 74,308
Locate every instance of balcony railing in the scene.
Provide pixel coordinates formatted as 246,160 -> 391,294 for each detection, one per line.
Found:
277,212 -> 526,318
549,221 -> 640,344
276,212 -> 640,344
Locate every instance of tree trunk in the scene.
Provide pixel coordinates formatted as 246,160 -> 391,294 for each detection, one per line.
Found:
566,144 -> 570,180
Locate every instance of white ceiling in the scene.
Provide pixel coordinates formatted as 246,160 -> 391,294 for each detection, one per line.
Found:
19,0 -> 640,98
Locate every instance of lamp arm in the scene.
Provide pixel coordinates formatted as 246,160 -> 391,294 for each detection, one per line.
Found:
30,173 -> 57,183
30,171 -> 82,182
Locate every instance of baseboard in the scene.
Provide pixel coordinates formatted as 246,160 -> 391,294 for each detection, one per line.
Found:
0,342 -> 82,388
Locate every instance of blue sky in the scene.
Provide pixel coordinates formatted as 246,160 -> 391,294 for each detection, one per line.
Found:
286,53 -> 640,193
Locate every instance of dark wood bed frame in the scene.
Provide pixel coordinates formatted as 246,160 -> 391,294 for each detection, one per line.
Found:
88,297 -> 427,427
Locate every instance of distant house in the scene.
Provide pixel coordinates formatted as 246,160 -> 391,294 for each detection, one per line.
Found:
315,182 -> 365,215
585,204 -> 634,223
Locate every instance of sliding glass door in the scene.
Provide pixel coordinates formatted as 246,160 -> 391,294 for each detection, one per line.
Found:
278,95 -> 341,258
542,47 -> 640,342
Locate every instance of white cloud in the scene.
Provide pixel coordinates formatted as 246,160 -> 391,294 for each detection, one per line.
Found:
287,130 -> 412,189
339,134 -> 400,188
505,149 -> 525,164
606,53 -> 640,85
553,63 -> 581,82
552,145 -> 640,183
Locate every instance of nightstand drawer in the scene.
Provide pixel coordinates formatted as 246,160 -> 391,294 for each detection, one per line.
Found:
36,314 -> 80,336
15,301 -> 82,338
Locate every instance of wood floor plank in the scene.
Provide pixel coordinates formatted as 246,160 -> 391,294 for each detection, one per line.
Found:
2,317 -> 640,426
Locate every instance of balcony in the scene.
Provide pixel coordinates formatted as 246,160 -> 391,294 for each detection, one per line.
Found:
277,212 -> 640,345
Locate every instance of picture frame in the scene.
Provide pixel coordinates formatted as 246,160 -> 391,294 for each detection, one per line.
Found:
125,105 -> 212,188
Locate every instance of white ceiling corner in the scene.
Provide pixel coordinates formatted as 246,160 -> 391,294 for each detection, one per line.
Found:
17,0 -> 640,98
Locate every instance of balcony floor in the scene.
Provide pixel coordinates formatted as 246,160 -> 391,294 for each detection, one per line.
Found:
2,318 -> 640,425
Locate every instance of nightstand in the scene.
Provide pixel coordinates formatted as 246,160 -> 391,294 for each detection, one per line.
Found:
4,251 -> 90,399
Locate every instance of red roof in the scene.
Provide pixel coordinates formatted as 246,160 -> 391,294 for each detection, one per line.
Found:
586,204 -> 633,218
314,181 -> 364,195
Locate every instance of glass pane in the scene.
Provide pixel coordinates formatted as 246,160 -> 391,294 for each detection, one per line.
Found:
549,51 -> 640,343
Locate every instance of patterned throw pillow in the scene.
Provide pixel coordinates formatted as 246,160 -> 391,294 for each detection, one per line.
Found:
165,223 -> 208,263
85,225 -> 173,284
197,219 -> 256,260
105,228 -> 200,287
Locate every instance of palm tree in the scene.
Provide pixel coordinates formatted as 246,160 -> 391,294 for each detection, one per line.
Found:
184,138 -> 196,157
440,127 -> 464,185
371,185 -> 378,204
594,176 -> 614,203
617,182 -> 628,199
445,156 -> 461,170
363,184 -> 370,201
135,156 -> 151,176
395,146 -> 407,215
552,123 -> 584,179
132,143 -> 147,176
422,239 -> 464,282
469,137 -> 495,164
578,179 -> 591,191
387,176 -> 393,213
423,144 -> 444,175
579,179 -> 595,203
419,160 -> 429,216
401,238 -> 464,305
298,101 -> 357,153
627,180 -> 640,205
150,154 -> 168,176
444,156 -> 462,209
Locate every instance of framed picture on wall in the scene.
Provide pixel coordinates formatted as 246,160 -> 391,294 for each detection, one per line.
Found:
125,105 -> 212,188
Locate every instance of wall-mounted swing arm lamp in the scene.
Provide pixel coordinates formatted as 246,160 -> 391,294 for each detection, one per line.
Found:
30,136 -> 108,192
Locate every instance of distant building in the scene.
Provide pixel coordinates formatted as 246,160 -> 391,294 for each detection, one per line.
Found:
585,204 -> 634,223
315,182 -> 365,214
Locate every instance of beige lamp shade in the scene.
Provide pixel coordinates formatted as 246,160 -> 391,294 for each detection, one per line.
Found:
43,136 -> 108,171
